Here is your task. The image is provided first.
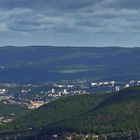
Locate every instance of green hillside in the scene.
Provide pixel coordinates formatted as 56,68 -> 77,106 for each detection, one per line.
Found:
49,86 -> 140,134
3,93 -> 110,130
0,86 -> 140,139
0,102 -> 29,119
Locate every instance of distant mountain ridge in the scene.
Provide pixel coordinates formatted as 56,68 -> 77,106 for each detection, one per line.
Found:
0,46 -> 140,83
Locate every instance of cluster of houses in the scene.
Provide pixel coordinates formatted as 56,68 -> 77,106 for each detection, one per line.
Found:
0,116 -> 13,124
91,80 -> 140,92
0,80 -> 139,110
27,100 -> 46,109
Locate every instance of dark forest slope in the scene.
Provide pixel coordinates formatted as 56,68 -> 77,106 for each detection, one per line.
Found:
50,86 -> 140,134
4,93 -> 109,130
1,86 -> 140,139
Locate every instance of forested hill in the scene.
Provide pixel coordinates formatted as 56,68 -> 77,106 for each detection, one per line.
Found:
49,86 -> 140,134
0,101 -> 29,119
0,46 -> 140,83
4,93 -> 110,130
1,86 -> 140,139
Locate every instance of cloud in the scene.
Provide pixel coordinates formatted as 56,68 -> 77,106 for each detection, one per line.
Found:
0,0 -> 140,46
100,0 -> 140,9
0,0 -> 100,11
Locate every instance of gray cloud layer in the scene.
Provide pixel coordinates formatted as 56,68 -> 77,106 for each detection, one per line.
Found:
0,0 -> 140,46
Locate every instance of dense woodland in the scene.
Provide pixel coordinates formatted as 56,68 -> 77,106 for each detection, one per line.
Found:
0,86 -> 140,139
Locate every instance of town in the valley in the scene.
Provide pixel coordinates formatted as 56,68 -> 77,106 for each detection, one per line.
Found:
0,79 -> 139,124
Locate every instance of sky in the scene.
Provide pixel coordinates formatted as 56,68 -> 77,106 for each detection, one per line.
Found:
0,0 -> 140,47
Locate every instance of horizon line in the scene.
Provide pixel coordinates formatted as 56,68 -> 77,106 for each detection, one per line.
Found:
0,45 -> 138,48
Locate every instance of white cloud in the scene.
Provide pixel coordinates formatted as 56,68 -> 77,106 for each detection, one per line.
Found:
0,0 -> 140,46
